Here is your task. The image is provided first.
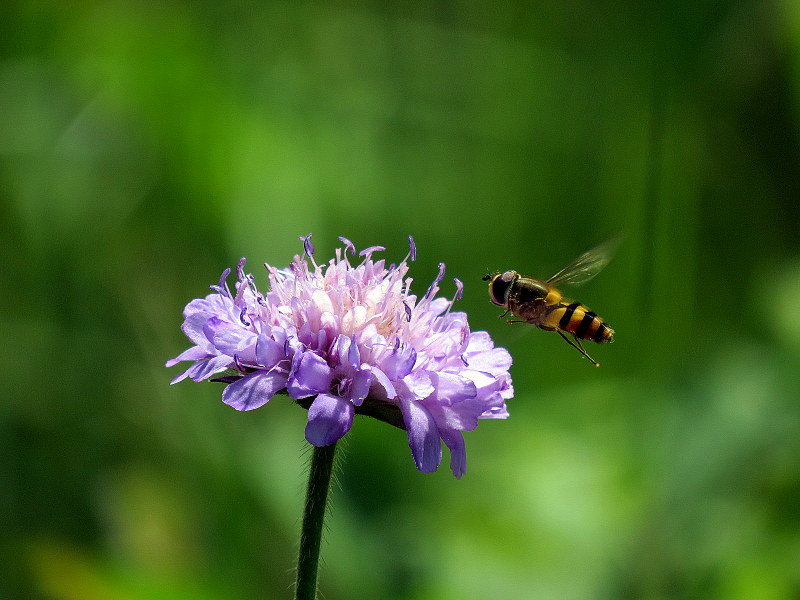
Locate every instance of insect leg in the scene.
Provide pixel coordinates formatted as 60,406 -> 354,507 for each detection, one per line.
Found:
557,331 -> 600,367
508,316 -> 542,325
498,308 -> 511,319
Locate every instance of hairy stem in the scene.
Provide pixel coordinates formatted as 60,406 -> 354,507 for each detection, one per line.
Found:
294,442 -> 337,600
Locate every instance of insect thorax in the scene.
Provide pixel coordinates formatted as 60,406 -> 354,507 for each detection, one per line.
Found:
511,277 -> 550,305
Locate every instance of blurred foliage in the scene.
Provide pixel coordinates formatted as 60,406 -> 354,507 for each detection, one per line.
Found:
2,1 -> 800,599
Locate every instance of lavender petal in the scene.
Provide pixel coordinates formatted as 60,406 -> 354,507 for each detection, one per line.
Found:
333,335 -> 358,369
222,370 -> 287,411
348,369 -> 373,406
398,370 -> 434,401
256,334 -> 285,368
305,393 -> 354,446
181,310 -> 215,348
429,372 -> 477,404
440,428 -> 467,478
369,366 -> 397,399
380,342 -> 417,380
186,355 -> 233,382
462,347 -> 513,375
165,345 -> 210,368
399,398 -> 442,473
211,326 -> 258,355
287,351 -> 333,398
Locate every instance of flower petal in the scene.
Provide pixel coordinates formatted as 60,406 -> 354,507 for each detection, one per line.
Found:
287,351 -> 333,398
398,370 -> 434,401
380,342 -> 417,380
305,393 -> 354,445
181,307 -> 217,348
348,336 -> 360,367
170,368 -> 193,385
464,330 -> 494,353
440,428 -> 467,478
212,326 -> 257,355
424,297 -> 450,316
183,354 -> 232,383
479,393 -> 511,419
463,347 -> 513,375
369,367 -> 396,399
332,335 -> 352,368
256,334 -> 284,368
399,398 -> 442,473
202,317 -> 228,345
311,289 -> 334,315
429,372 -> 477,404
342,306 -> 368,334
222,370 -> 287,411
165,345 -> 210,368
426,400 -> 482,432
348,369 -> 373,406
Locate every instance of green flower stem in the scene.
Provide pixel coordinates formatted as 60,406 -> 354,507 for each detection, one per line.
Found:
294,441 -> 337,600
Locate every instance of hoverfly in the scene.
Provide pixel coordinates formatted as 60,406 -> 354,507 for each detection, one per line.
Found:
483,238 -> 619,366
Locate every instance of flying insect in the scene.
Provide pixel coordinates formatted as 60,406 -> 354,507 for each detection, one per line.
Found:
483,239 -> 618,366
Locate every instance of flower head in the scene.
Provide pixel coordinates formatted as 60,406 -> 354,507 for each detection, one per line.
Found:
167,237 -> 513,477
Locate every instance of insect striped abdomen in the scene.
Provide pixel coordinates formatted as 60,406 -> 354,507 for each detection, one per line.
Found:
551,302 -> 614,343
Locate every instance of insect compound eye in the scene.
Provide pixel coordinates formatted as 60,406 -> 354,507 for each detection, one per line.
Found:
488,271 -> 515,306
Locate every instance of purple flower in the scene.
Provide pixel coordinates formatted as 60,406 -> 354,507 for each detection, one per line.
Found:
167,236 -> 513,477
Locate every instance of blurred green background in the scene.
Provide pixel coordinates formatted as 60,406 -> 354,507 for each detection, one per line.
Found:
3,1 -> 800,599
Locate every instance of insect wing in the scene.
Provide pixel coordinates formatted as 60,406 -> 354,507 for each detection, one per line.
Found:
546,237 -> 621,287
